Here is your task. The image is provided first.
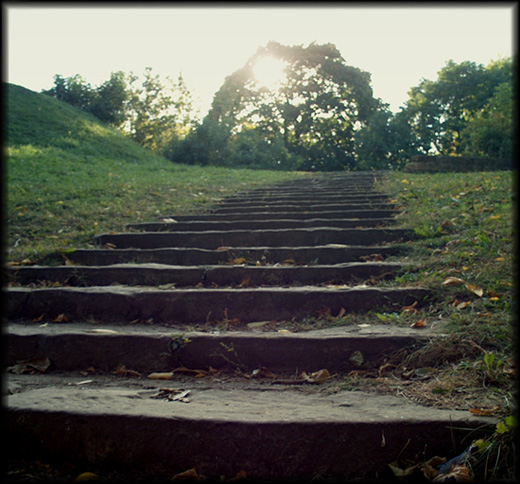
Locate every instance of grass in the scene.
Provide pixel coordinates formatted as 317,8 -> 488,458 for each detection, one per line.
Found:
5,83 -> 306,263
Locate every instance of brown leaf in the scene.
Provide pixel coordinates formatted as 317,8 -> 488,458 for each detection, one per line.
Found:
465,283 -> 484,297
410,320 -> 426,328
148,372 -> 174,380
53,313 -> 69,323
8,356 -> 51,374
171,468 -> 205,482
238,277 -> 251,288
442,277 -> 466,286
401,301 -> 419,314
112,364 -> 141,377
32,313 -> 45,323
469,405 -> 501,416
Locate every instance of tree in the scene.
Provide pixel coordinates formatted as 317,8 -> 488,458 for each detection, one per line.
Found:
461,82 -> 513,158
124,68 -> 198,156
398,57 -> 513,156
191,41 -> 378,171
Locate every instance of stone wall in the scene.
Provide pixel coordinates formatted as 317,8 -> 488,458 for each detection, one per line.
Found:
405,155 -> 512,173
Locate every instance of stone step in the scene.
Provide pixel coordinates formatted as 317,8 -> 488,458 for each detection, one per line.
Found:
8,286 -> 430,324
6,322 -> 431,373
169,209 -> 400,221
5,374 -> 492,481
94,228 -> 414,250
219,193 -> 391,204
212,202 -> 395,214
46,244 -> 405,266
9,262 -> 404,288
125,217 -> 396,232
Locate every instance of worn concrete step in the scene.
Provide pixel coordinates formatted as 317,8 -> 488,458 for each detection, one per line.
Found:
212,202 -> 395,214
126,217 -> 396,232
219,194 -> 391,204
9,262 -> 404,288
94,228 -> 414,250
6,323 -> 432,373
47,244 -> 405,266
8,286 -> 430,324
168,209 -> 400,221
5,375 -> 492,481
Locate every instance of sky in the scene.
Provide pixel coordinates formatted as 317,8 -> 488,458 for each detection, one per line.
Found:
4,3 -> 516,117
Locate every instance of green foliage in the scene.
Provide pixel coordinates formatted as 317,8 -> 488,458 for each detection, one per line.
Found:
43,72 -> 129,126
125,68 -> 198,156
395,57 -> 513,159
461,82 -> 513,158
176,42 -> 378,171
6,83 -> 304,262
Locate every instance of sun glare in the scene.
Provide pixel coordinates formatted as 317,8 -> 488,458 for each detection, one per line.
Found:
252,56 -> 286,89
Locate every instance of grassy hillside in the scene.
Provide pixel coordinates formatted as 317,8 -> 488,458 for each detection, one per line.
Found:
5,83 -> 305,262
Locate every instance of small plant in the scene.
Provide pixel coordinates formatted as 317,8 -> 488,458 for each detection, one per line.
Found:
477,351 -> 505,386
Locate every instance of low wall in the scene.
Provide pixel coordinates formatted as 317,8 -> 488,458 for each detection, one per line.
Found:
405,155 -> 512,173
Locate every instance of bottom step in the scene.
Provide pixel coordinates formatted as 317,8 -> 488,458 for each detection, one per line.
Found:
6,377 -> 493,481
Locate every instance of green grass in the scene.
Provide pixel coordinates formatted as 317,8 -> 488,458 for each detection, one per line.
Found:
377,171 -> 514,353
5,83 -> 306,262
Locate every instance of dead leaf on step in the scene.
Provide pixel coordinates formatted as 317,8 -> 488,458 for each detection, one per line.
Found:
148,372 -> 174,380
53,313 -> 69,323
152,388 -> 191,403
452,300 -> 471,309
8,356 -> 51,374
249,366 -> 277,379
32,313 -> 45,323
171,468 -> 205,482
172,366 -> 210,378
302,369 -> 334,383
238,277 -> 251,288
410,320 -> 426,328
349,351 -> 364,367
112,364 -> 141,377
103,242 -> 117,249
401,301 -> 418,314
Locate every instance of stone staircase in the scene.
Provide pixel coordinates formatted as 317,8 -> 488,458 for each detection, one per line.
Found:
5,171 -> 490,482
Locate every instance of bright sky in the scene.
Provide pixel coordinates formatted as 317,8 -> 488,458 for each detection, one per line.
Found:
5,4 -> 515,116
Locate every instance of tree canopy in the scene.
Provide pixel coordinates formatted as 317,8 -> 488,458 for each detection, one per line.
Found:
177,42 -> 379,171
43,49 -> 513,171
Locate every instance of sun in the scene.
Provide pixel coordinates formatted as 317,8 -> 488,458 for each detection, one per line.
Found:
252,56 -> 286,89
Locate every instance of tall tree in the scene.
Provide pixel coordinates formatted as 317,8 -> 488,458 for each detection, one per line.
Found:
398,57 -> 512,156
197,41 -> 378,171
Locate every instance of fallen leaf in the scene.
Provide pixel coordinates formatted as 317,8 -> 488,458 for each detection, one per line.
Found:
442,277 -> 466,286
161,218 -> 177,223
247,321 -> 270,328
349,351 -> 364,367
112,364 -> 141,377
103,242 -> 117,249
304,368 -> 334,383
410,320 -> 426,328
465,284 -> 484,297
433,464 -> 473,482
172,366 -> 208,378
229,257 -> 247,265
32,313 -> 45,323
469,405 -> 501,416
73,472 -> 100,482
148,372 -> 174,380
171,468 -> 204,482
152,388 -> 191,403
238,278 -> 251,288
401,301 -> 418,314
8,356 -> 51,374
250,366 -> 277,379
454,300 -> 471,309
53,313 -> 69,323
388,461 -> 419,478
88,328 -> 119,334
